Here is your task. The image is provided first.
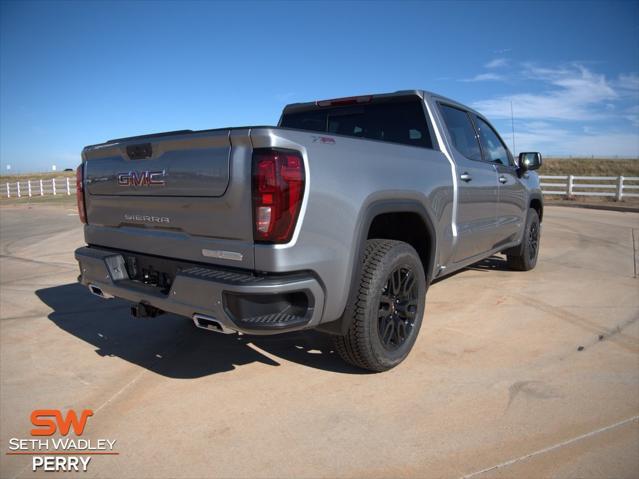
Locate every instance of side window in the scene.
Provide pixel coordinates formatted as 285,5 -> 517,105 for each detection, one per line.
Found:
474,116 -> 511,166
438,104 -> 482,162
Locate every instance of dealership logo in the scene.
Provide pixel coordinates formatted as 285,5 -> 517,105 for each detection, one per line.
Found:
117,169 -> 165,187
31,409 -> 93,436
6,409 -> 118,472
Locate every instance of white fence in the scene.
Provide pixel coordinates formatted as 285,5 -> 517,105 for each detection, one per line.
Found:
4,177 -> 76,198
3,174 -> 639,201
539,175 -> 639,200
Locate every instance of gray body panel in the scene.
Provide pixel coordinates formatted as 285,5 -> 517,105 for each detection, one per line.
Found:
494,162 -> 529,245
85,130 -> 231,197
78,90 -> 542,330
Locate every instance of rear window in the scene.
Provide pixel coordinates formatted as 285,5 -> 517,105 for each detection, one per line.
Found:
280,98 -> 433,149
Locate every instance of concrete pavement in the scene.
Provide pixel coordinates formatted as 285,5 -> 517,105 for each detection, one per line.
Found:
1,203 -> 637,478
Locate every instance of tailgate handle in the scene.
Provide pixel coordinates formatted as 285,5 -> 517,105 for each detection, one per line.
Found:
126,143 -> 152,160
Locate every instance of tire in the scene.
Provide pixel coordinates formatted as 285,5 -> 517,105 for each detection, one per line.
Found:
506,208 -> 540,271
333,239 -> 427,372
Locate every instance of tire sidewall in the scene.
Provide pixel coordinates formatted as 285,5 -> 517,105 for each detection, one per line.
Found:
364,244 -> 426,369
523,209 -> 540,270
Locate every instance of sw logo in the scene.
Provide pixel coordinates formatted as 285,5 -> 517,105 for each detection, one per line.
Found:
117,169 -> 166,187
30,409 -> 93,436
6,409 -> 118,472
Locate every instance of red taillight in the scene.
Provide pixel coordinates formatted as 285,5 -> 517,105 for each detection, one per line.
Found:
252,149 -> 305,243
76,164 -> 87,223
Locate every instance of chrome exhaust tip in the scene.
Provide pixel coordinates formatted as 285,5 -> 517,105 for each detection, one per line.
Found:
88,284 -> 113,299
192,314 -> 235,334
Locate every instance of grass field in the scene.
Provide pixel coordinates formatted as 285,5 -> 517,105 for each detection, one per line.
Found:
0,195 -> 76,207
540,158 -> 639,176
0,171 -> 75,183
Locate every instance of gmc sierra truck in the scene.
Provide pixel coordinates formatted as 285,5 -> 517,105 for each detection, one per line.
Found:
74,90 -> 543,372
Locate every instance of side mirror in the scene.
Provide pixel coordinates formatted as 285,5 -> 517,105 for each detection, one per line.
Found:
518,152 -> 542,171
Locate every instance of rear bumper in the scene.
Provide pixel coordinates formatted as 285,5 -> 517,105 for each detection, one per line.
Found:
74,246 -> 325,335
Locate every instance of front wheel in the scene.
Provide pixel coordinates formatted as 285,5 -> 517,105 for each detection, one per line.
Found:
506,208 -> 540,271
333,239 -> 426,372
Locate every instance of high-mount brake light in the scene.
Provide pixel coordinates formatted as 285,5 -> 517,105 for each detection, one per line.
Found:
252,149 -> 305,243
315,95 -> 372,107
76,164 -> 87,223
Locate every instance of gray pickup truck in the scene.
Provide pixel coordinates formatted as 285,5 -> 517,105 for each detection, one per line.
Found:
74,90 -> 543,371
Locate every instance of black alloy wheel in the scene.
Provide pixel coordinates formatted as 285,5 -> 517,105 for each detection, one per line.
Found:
528,221 -> 539,262
506,208 -> 540,271
333,239 -> 426,372
378,267 -> 418,350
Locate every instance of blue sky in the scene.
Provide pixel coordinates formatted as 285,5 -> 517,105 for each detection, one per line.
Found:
1,0 -> 638,173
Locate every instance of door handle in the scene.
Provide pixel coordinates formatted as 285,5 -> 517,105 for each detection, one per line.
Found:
499,175 -> 507,184
460,172 -> 472,182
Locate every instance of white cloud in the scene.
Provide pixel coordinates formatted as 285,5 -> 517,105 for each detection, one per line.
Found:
500,121 -> 639,156
473,64 -> 617,120
461,72 -> 504,82
485,58 -> 508,69
624,104 -> 639,127
524,121 -> 552,129
616,73 -> 639,90
467,62 -> 639,156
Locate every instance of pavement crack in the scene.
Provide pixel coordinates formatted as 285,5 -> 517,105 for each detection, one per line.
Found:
632,228 -> 637,279
598,315 -> 639,342
92,369 -> 148,415
0,254 -> 74,268
460,416 -> 639,479
511,293 -> 639,354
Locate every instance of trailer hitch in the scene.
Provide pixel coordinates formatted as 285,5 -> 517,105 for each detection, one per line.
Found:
131,301 -> 164,318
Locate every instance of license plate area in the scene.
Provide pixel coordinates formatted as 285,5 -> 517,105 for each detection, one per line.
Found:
123,254 -> 177,294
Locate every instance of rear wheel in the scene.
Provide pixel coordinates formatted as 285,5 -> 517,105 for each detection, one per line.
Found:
506,208 -> 540,271
333,239 -> 426,372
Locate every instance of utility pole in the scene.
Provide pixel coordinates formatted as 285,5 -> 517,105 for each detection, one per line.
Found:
510,100 -> 516,154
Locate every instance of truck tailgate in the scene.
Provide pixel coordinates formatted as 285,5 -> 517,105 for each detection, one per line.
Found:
85,130 -> 230,197
82,129 -> 255,269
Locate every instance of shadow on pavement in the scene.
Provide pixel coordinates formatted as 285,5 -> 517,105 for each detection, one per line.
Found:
36,283 -> 366,379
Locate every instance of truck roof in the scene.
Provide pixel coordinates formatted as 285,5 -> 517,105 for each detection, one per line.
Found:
282,89 -> 485,119
282,90 -> 425,114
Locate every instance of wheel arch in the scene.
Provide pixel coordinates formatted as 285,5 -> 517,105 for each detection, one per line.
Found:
530,195 -> 543,222
317,199 -> 437,335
